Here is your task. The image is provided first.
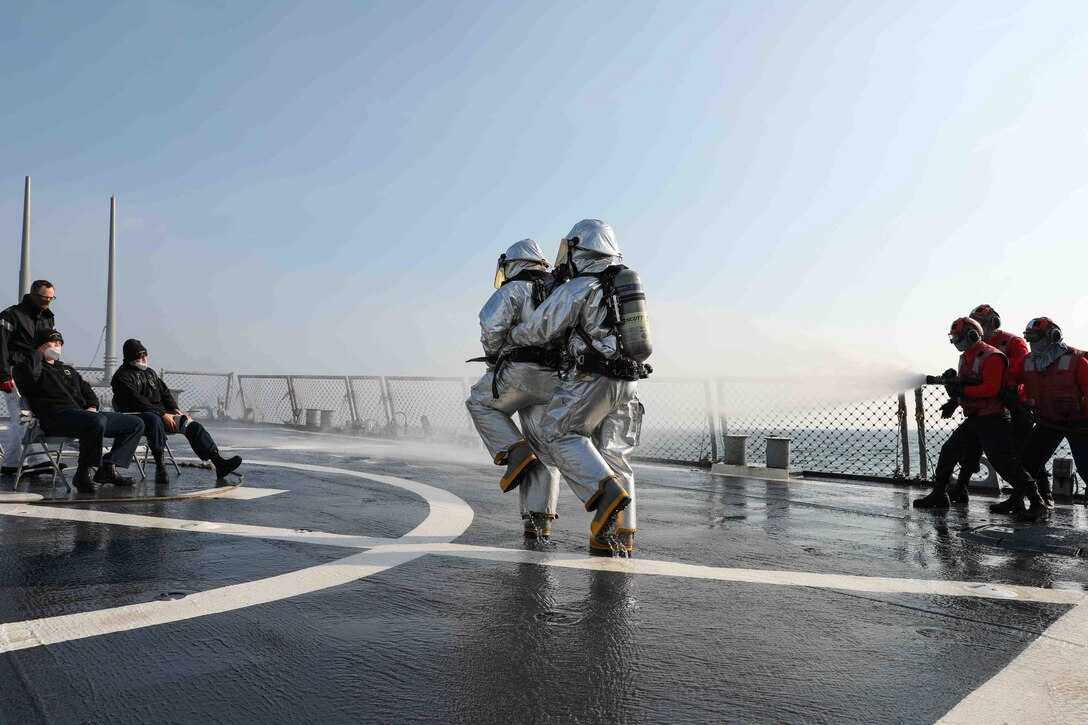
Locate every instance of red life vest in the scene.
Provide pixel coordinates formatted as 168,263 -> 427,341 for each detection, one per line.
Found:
984,329 -> 1028,401
1022,347 -> 1088,422
985,329 -> 1019,355
958,343 -> 1007,416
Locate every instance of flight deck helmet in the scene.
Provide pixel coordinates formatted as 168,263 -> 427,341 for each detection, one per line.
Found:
969,304 -> 1001,337
1023,317 -> 1063,348
948,317 -> 983,352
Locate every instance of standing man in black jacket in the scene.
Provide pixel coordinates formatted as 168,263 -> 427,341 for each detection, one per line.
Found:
111,339 -> 241,484
13,329 -> 144,493
0,280 -> 57,475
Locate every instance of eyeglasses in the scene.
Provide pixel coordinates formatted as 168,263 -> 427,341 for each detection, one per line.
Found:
35,294 -> 56,302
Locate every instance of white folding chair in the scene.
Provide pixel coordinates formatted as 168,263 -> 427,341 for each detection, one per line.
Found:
13,398 -> 76,494
117,405 -> 182,481
134,436 -> 181,480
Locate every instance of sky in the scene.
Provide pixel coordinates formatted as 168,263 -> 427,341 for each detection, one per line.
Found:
2,0 -> 1088,391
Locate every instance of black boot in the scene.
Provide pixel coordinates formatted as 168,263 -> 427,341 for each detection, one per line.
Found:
72,465 -> 95,494
913,487 -> 950,509
93,463 -> 136,487
948,469 -> 971,504
1016,485 -> 1051,523
1017,501 -> 1051,523
212,454 -> 242,479
153,452 -> 171,485
947,484 -> 969,504
989,494 -> 1026,514
1037,477 -> 1054,509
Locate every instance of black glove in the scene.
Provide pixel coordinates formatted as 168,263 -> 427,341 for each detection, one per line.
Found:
942,368 -> 957,381
940,400 -> 958,419
998,387 -> 1018,407
945,382 -> 965,398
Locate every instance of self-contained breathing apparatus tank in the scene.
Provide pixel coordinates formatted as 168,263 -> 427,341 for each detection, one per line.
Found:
611,267 -> 652,362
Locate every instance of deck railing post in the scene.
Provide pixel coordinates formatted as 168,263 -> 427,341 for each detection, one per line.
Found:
286,376 -> 300,425
898,393 -> 910,478
344,376 -> 359,428
914,387 -> 928,479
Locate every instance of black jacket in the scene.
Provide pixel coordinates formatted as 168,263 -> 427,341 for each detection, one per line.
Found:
0,295 -> 55,384
12,356 -> 99,420
111,363 -> 178,414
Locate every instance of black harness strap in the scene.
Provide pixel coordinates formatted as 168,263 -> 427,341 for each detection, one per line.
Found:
568,266 -> 651,382
504,269 -> 549,308
490,269 -> 562,398
491,347 -> 563,398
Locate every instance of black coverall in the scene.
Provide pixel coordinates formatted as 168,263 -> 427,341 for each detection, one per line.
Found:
110,363 -> 221,461
932,349 -> 1040,499
13,356 -> 143,470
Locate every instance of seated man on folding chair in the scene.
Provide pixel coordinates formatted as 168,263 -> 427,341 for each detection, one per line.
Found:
12,329 -> 144,494
111,339 -> 241,484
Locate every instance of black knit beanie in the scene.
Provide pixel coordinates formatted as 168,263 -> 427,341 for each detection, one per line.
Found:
123,338 -> 148,363
33,328 -> 63,347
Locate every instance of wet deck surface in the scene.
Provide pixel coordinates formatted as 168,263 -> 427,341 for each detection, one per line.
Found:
2,424 -> 1087,724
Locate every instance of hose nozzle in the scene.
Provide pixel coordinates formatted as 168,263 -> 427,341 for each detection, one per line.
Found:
926,369 -> 959,385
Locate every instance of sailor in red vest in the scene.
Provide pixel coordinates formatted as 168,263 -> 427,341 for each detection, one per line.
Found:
914,317 -> 1048,521
1013,317 -> 1088,508
946,304 -> 1039,501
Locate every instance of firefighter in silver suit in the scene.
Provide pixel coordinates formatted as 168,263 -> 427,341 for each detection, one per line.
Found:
509,220 -> 647,556
465,239 -> 563,537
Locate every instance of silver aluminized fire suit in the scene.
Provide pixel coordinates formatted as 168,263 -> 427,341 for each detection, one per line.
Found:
465,240 -> 562,525
509,222 -> 644,545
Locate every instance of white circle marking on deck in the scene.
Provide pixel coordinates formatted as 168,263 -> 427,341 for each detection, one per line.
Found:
1,449 -> 1085,725
0,459 -> 473,653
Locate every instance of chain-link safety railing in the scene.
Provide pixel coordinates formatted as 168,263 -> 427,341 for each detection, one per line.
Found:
347,376 -> 391,436
3,366 -> 1080,484
160,371 -> 236,420
384,376 -> 477,445
717,378 -> 905,478
916,384 -> 1071,481
236,375 -> 296,425
289,376 -> 356,430
636,377 -> 718,465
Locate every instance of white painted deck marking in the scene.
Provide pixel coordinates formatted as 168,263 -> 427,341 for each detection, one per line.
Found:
2,454 -> 1086,725
4,505 -> 1079,606
0,459 -> 474,654
210,486 -> 286,500
1,505 -> 398,548
0,492 -> 44,503
0,549 -> 426,652
938,599 -> 1088,724
404,544 -> 1086,605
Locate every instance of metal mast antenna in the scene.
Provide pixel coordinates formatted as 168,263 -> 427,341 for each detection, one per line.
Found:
104,195 -> 118,378
18,176 -> 31,299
